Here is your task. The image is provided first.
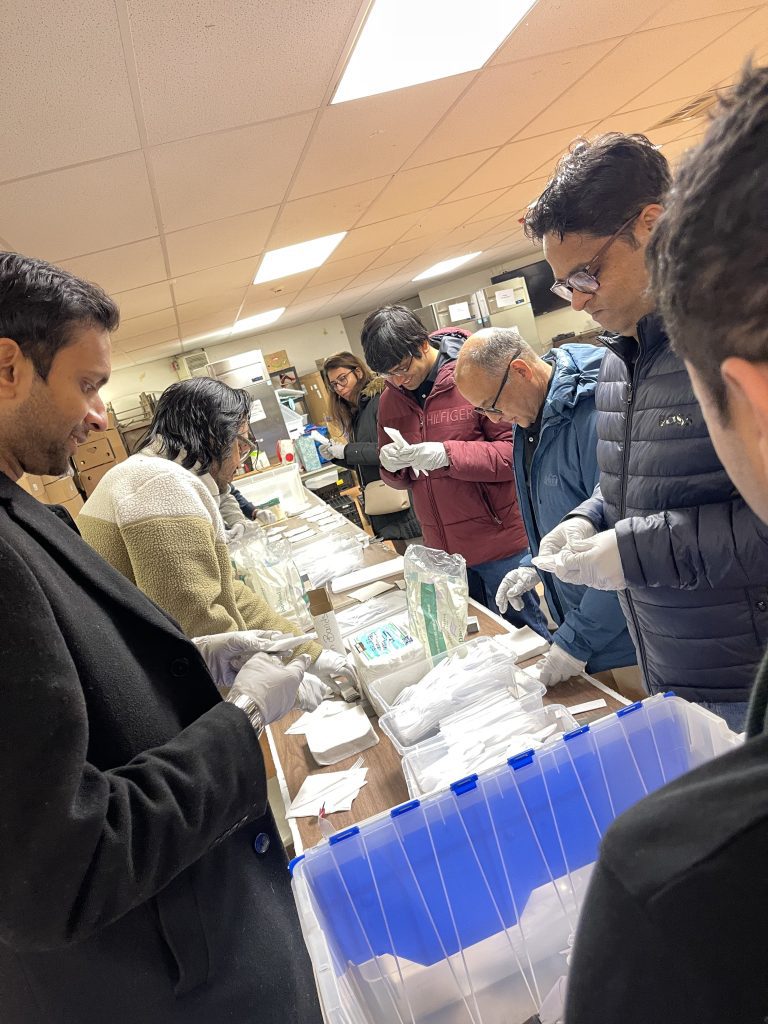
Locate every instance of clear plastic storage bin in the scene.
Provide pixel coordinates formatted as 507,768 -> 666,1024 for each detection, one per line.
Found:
291,694 -> 741,1024
235,463 -> 307,516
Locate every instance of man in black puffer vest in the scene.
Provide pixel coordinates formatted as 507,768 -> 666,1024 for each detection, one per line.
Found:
523,131 -> 768,732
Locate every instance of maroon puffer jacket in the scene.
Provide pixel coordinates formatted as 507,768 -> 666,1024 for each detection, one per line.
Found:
377,343 -> 528,567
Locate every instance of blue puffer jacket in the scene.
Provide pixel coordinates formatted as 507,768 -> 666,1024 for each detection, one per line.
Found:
514,344 -> 637,674
576,314 -> 768,702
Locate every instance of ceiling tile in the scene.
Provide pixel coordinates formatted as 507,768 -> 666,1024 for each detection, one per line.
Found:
365,234 -> 447,270
245,270 -> 317,305
0,0 -> 139,181
165,207 -> 279,278
620,8 -> 768,110
171,259 -> 256,305
309,251 -> 384,285
149,112 -> 315,232
349,262 -> 411,291
119,325 -> 181,352
465,179 -> 549,222
269,178 -> 390,249
0,152 -> 157,262
109,351 -> 135,370
113,307 -> 178,343
128,0 -> 360,144
113,282 -> 174,321
330,213 -> 418,261
296,279 -> 357,303
447,123 -> 597,201
400,193 -> 506,241
175,289 -> 246,324
178,314 -> 237,342
128,339 -> 183,364
357,152 -> 497,226
491,0 -> 664,63
59,238 -> 167,295
591,99 -> 702,140
406,41 -> 615,168
641,0 -> 758,30
290,76 -> 475,198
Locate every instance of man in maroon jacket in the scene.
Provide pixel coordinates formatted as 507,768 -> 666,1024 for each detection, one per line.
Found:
360,304 -> 549,636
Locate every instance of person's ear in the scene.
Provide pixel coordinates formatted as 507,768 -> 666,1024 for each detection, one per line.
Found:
0,338 -> 25,397
510,358 -> 533,382
722,358 -> 768,471
637,203 -> 663,241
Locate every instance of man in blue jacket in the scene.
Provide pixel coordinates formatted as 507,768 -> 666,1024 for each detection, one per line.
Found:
522,132 -> 768,732
456,328 -> 637,688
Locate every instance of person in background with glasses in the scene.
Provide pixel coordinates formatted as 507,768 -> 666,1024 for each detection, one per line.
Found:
319,351 -> 422,555
361,305 -> 550,637
523,132 -> 768,732
455,327 -> 638,692
78,377 -> 355,697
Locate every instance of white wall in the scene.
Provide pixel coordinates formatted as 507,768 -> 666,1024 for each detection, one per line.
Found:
533,306 -> 599,347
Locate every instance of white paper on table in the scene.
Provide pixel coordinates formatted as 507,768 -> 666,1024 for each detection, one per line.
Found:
507,626 -> 551,661
331,556 -> 405,594
285,701 -> 349,735
319,521 -> 342,533
569,698 -> 608,716
286,768 -> 368,818
348,580 -> 395,602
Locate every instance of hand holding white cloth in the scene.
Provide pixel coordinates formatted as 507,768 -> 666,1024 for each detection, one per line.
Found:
192,629 -> 290,688
537,516 -> 597,560
495,565 -> 539,613
534,643 -> 587,688
379,441 -> 426,477
548,529 -> 626,591
230,652 -> 311,724
319,441 -> 346,461
314,650 -> 360,690
295,671 -> 333,711
406,441 -> 449,474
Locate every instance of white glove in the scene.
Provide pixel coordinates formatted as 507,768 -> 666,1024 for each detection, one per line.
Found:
537,516 -> 597,560
535,643 -> 586,688
253,508 -> 276,525
192,629 -> 290,688
319,441 -> 346,461
229,652 -> 311,724
225,522 -> 246,544
550,529 -> 626,591
379,441 -> 427,477
295,671 -> 333,711
313,650 -> 360,689
496,565 -> 539,614
406,442 -> 449,473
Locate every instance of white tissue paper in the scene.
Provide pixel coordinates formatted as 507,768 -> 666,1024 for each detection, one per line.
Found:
286,767 -> 369,818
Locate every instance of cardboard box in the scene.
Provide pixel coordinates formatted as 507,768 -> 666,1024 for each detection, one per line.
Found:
44,475 -> 80,504
78,461 -> 114,497
300,371 -> 330,425
103,427 -> 128,462
74,435 -> 115,471
17,474 -> 48,502
265,349 -> 291,373
59,494 -> 84,519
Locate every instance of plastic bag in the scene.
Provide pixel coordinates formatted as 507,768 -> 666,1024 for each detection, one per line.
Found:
230,529 -> 312,630
404,544 -> 468,657
291,535 -> 366,588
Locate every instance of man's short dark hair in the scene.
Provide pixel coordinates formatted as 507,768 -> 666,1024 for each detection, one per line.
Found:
140,378 -> 251,474
0,251 -> 119,379
524,133 -> 672,243
648,65 -> 768,419
360,305 -> 429,373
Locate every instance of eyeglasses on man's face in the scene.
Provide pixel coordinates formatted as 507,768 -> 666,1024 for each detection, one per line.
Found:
382,353 -> 415,381
473,356 -> 518,419
550,212 -> 640,302
328,370 -> 356,392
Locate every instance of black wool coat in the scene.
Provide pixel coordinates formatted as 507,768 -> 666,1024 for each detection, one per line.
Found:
0,473 -> 321,1024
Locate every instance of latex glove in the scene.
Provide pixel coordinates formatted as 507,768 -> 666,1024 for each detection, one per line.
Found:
226,522 -> 246,544
496,565 -> 539,614
314,650 -> 360,690
229,652 -> 311,724
537,517 -> 597,560
535,643 -> 586,688
295,671 -> 333,711
407,441 -> 449,474
253,508 -> 276,525
379,441 -> 427,477
192,629 -> 291,688
319,441 -> 346,461
552,529 -> 626,591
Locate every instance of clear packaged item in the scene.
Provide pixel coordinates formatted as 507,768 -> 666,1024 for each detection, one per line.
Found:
334,590 -> 408,638
404,544 -> 468,656
291,535 -> 366,588
230,530 -> 312,630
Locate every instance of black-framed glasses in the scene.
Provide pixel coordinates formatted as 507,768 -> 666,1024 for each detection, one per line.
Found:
328,370 -> 356,392
382,353 -> 415,380
550,212 -> 640,302
473,360 -> 513,419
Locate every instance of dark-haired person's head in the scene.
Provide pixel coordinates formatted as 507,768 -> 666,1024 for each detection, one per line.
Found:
360,305 -> 435,391
141,378 -> 252,492
525,134 -> 671,337
0,252 -> 119,479
648,64 -> 768,523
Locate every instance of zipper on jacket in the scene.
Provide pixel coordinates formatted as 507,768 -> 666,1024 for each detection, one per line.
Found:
479,484 -> 502,526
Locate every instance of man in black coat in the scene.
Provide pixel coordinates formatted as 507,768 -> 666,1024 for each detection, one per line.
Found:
0,253 -> 322,1023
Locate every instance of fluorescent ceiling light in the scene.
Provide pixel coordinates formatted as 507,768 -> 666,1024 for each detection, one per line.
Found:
233,307 -> 286,333
254,233 -> 346,284
413,253 -> 482,281
333,0 -> 534,104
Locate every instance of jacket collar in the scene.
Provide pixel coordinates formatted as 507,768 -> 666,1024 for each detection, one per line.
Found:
541,345 -> 601,423
139,441 -> 219,499
602,311 -> 668,364
0,472 -> 185,642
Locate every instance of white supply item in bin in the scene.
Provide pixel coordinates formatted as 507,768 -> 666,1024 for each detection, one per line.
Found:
508,625 -> 552,662
378,635 -> 544,753
348,616 -> 425,688
405,544 -> 468,656
330,556 -> 405,594
304,703 -> 380,766
292,535 -> 366,588
335,590 -> 408,638
402,700 -> 579,798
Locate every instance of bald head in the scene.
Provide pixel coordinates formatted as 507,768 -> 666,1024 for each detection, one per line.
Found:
456,327 -> 553,428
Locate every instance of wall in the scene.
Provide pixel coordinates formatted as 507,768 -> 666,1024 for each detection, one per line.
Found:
102,314 -> 349,406
533,306 -> 599,347
342,295 -> 420,358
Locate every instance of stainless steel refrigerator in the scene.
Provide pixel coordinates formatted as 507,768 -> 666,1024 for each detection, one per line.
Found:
208,350 -> 290,461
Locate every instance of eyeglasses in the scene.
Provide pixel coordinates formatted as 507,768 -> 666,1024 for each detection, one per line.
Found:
550,212 -> 640,302
382,353 -> 415,381
328,370 -> 356,392
235,432 -> 258,462
473,359 -> 514,419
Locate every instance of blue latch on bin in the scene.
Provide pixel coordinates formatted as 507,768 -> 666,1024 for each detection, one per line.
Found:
288,854 -> 305,876
617,701 -> 643,718
508,749 -> 535,770
391,800 -> 421,818
329,826 -> 360,847
450,774 -> 478,796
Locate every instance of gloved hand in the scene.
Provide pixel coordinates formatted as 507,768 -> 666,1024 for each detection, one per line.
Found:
379,441 -> 427,477
313,650 -> 360,690
295,671 -> 333,711
229,652 -> 311,724
319,441 -> 346,461
535,643 -> 586,688
405,442 -> 449,474
537,516 -> 597,560
225,522 -> 246,544
253,508 -> 276,525
551,529 -> 626,591
496,565 -> 539,613
192,629 -> 292,688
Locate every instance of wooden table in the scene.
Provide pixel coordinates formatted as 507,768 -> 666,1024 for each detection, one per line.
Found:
266,490 -> 630,853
